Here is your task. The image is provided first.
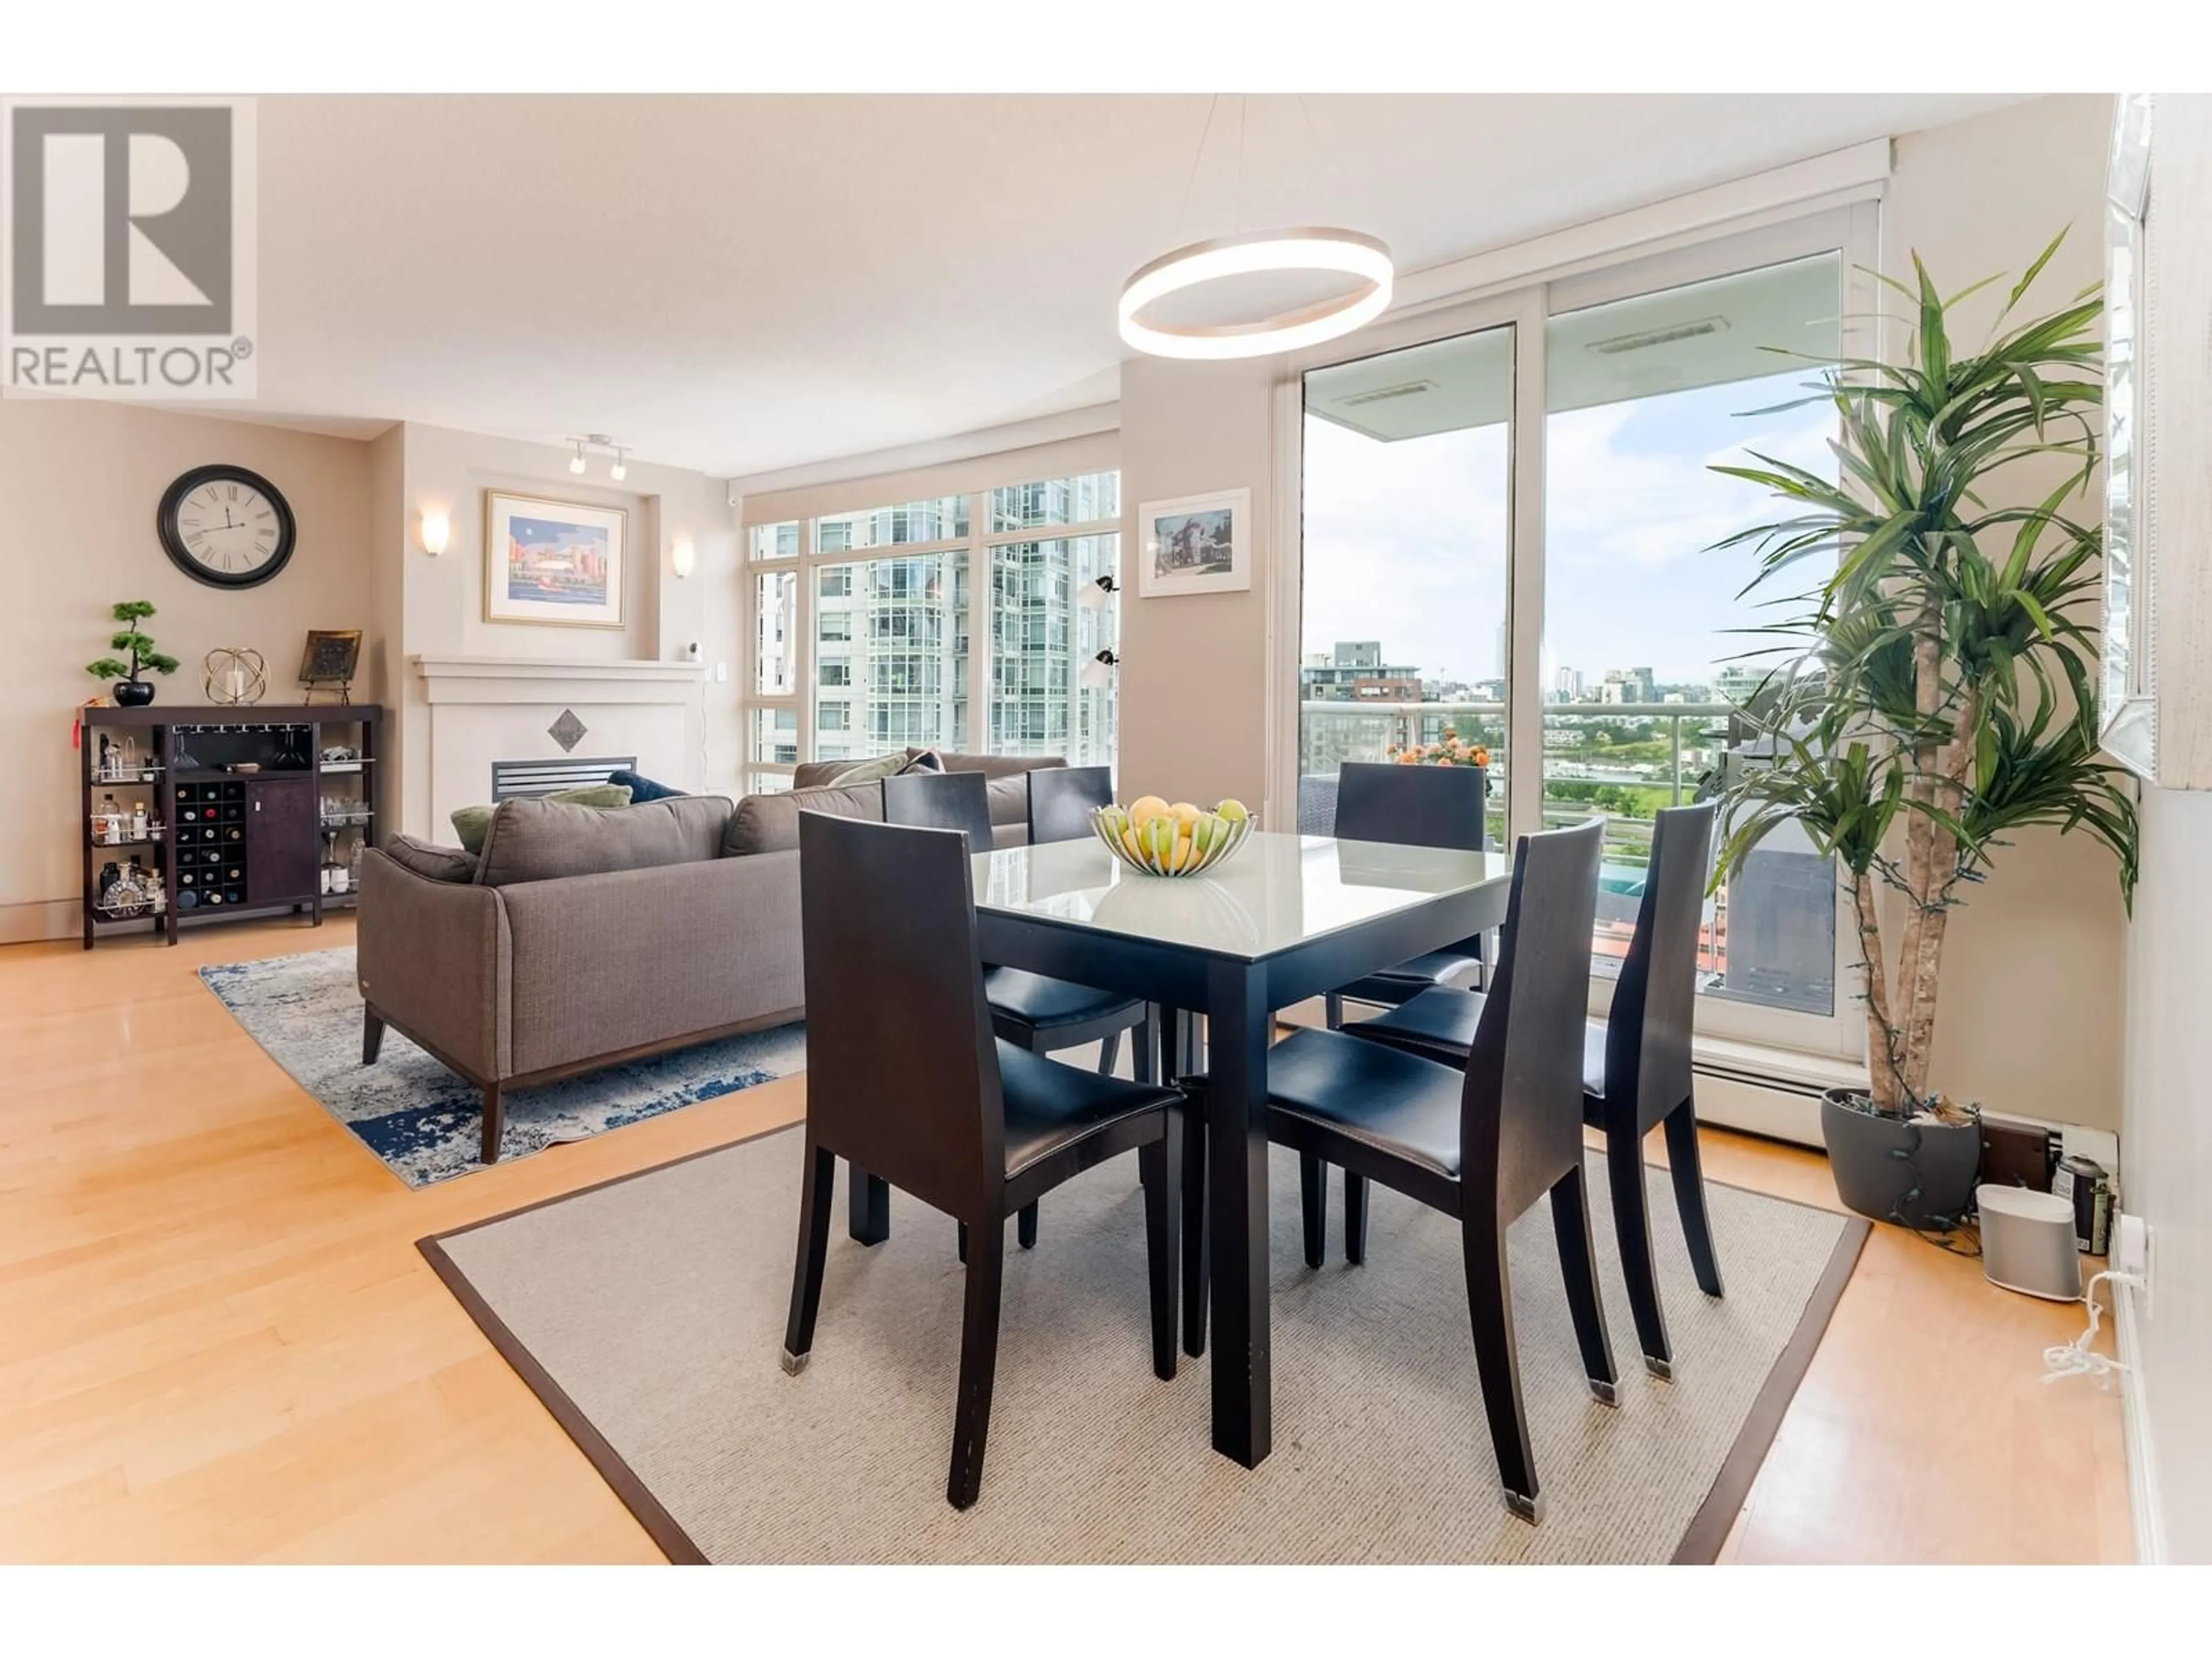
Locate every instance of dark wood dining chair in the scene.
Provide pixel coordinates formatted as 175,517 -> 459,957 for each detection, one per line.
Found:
1026,763 -> 1115,846
1342,802 -> 1724,1378
783,810 -> 1182,1510
1217,817 -> 1609,1523
1307,760 -> 1493,1253
875,767 -> 1156,1253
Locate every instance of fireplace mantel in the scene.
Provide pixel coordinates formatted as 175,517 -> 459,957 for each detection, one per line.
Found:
411,654 -> 704,706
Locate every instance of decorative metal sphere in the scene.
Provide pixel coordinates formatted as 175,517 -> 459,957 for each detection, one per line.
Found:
203,646 -> 268,706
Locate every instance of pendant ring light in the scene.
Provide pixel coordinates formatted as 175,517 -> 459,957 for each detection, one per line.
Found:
1118,226 -> 1394,361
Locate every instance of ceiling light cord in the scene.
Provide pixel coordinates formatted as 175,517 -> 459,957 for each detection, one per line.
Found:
1175,94 -> 1222,240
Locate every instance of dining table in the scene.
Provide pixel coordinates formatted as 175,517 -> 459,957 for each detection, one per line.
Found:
973,825 -> 1514,1469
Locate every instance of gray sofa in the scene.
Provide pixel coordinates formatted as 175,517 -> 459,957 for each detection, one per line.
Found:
355,750 -> 1065,1162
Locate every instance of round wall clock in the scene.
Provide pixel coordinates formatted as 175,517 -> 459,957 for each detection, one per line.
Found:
158,464 -> 297,589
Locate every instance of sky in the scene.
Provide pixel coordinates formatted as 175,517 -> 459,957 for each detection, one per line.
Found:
1301,368 -> 1837,691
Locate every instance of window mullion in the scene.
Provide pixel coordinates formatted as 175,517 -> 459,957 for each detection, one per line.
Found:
967,492 -> 988,756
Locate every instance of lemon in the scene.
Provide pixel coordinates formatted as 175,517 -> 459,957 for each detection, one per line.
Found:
1170,801 -> 1202,826
1129,794 -> 1172,828
1120,827 -> 1144,862
1215,797 -> 1250,823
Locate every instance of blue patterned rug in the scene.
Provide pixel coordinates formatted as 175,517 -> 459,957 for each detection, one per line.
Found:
199,947 -> 806,1188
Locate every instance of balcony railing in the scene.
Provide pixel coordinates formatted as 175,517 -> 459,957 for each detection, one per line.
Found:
1298,698 -> 1834,1017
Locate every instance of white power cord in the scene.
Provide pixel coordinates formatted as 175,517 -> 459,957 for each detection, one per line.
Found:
2041,1269 -> 2142,1387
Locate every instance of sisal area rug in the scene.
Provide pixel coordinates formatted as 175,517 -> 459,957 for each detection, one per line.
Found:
200,947 -> 805,1187
423,1128 -> 1863,1563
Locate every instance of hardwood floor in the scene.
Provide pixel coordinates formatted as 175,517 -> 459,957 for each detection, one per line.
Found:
0,920 -> 2131,1563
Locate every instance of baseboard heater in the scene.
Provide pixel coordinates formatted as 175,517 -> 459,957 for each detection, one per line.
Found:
1690,1055 -> 1831,1149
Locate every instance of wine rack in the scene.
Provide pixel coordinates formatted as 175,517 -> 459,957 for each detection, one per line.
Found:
79,703 -> 384,949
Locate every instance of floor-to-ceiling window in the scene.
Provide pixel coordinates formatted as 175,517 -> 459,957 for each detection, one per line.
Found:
1543,252 -> 1844,1027
1296,209 -> 1870,1057
1299,324 -> 1513,843
742,466 -> 1120,794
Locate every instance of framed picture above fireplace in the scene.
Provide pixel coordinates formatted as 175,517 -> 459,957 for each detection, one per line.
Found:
483,491 -> 627,629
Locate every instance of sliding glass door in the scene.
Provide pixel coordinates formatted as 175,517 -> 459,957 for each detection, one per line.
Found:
1299,323 -> 1513,843
1295,209 -> 1873,1058
1543,250 -> 1847,1043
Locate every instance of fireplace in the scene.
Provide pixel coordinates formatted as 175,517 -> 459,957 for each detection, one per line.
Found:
490,756 -> 638,801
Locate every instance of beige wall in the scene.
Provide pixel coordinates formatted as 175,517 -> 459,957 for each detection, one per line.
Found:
2118,94 -> 2212,1567
1114,94 -> 2129,1131
0,404 -> 740,926
0,400 -> 377,941
2123,785 -> 2212,1561
389,423 -> 740,838
1116,354 -> 1279,815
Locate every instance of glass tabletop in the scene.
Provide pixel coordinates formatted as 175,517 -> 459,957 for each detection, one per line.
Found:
975,830 -> 1510,962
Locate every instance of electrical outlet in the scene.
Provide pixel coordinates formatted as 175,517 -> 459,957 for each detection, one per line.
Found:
2115,1212 -> 2152,1315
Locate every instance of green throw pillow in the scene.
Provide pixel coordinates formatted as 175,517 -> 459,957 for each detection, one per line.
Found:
825,751 -> 912,786
450,783 -> 632,854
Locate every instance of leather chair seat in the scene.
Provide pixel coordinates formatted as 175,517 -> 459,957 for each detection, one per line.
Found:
1349,988 -> 1611,1115
1334,948 -> 1483,1007
983,967 -> 1146,1036
996,1040 -> 1181,1177
1262,1026 -> 1465,1180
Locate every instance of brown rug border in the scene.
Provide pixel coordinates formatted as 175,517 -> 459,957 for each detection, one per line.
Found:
419,1126 -> 1869,1567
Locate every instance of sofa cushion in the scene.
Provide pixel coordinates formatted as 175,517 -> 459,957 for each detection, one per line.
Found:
475,794 -> 733,887
984,772 -> 1033,830
606,767 -> 687,802
819,751 -> 910,787
452,782 -> 632,854
725,779 -> 884,857
382,834 -> 479,884
925,749 -> 1067,783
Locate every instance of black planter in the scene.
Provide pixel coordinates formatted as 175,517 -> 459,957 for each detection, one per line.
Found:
112,679 -> 156,707
1820,1088 -> 1980,1229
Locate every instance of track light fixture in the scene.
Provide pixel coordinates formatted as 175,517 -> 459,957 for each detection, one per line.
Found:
1078,574 -> 1121,612
565,434 -> 628,479
1080,648 -> 1120,688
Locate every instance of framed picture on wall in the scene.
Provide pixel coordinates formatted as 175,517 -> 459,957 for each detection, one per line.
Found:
1137,488 -> 1252,599
483,490 -> 627,628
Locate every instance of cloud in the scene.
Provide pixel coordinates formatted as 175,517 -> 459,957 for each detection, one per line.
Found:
1298,367 -> 1839,687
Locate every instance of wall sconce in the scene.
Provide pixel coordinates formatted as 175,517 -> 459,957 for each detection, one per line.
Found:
419,509 -> 450,556
1080,649 -> 1119,688
670,534 -> 696,579
1078,573 -> 1121,612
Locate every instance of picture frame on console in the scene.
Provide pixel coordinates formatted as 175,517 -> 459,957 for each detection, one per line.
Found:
483,490 -> 627,629
1136,487 -> 1251,599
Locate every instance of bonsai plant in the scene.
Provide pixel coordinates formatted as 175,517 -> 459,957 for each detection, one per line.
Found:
86,601 -> 180,707
1709,232 -> 2138,1229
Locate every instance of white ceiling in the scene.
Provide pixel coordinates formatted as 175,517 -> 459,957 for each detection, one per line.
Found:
237,94 -> 2024,478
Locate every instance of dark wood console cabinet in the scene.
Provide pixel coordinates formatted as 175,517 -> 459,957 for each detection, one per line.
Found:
80,703 -> 384,948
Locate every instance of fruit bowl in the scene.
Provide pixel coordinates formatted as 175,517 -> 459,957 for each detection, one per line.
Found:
1089,797 -> 1253,878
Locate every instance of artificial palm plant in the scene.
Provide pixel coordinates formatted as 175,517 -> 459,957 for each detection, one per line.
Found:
1711,232 -> 2137,1120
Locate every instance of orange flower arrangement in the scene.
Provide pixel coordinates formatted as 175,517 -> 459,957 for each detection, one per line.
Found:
1385,729 -> 1491,768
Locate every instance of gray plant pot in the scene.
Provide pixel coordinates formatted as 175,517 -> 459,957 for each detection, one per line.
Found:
1820,1088 -> 1981,1230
